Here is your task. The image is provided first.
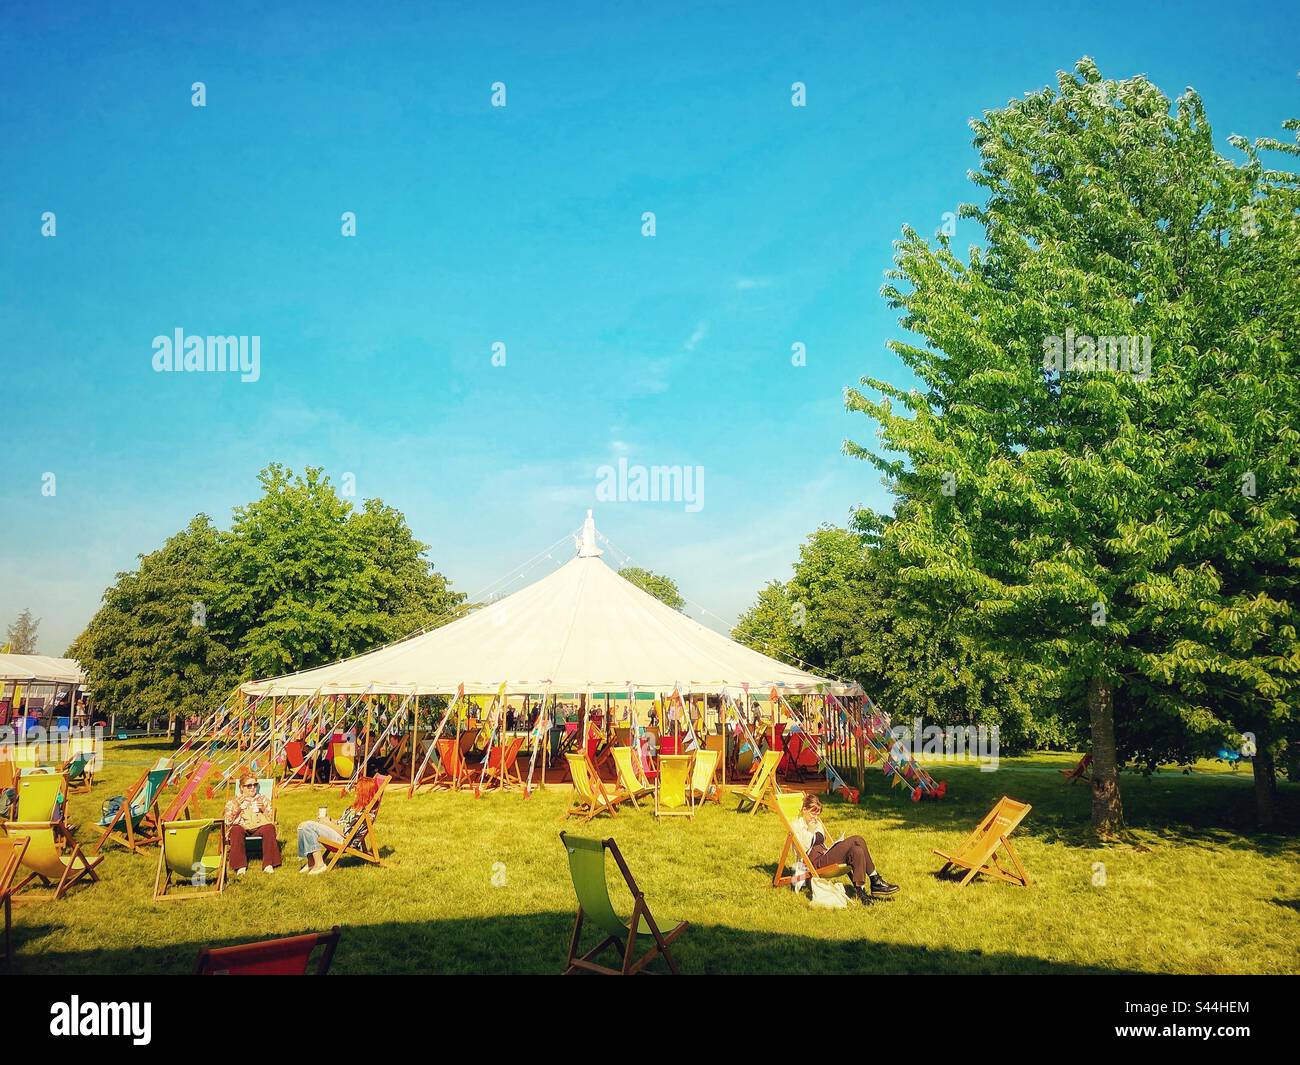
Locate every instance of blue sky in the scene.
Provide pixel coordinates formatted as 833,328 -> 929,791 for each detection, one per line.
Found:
2,1 -> 1297,654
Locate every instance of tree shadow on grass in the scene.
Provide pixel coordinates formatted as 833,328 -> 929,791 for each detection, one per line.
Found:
11,911 -> 1132,976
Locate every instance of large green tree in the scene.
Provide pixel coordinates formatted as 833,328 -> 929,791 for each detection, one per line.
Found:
846,59 -> 1300,832
69,516 -> 235,724
71,465 -> 464,724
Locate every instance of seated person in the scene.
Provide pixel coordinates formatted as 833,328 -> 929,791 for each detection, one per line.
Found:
792,793 -> 898,903
223,772 -> 282,876
296,775 -> 378,875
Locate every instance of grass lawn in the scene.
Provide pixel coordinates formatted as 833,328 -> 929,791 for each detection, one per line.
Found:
10,739 -> 1299,975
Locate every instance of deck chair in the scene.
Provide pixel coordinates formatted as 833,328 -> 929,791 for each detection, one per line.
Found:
94,767 -> 170,853
196,926 -> 341,975
565,753 -> 624,823
1,836 -> 28,969
282,740 -> 317,786
1061,753 -> 1092,785
3,822 -> 103,901
160,760 -> 213,823
153,818 -> 226,901
435,737 -> 474,790
61,751 -> 93,794
689,748 -> 721,805
328,739 -> 356,785
0,752 -> 16,794
11,746 -> 43,772
769,792 -> 850,889
655,754 -> 695,820
611,747 -> 653,808
318,775 -> 390,870
933,796 -> 1032,888
559,832 -> 687,975
478,736 -> 526,793
16,771 -> 67,823
736,749 -> 782,814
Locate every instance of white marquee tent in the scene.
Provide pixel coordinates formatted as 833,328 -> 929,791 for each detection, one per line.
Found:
0,654 -> 86,686
241,513 -> 858,699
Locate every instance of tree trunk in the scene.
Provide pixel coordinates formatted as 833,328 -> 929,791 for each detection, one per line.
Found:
1252,743 -> 1277,829
1087,676 -> 1123,836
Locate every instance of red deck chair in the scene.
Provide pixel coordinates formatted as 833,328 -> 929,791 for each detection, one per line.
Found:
477,736 -> 525,793
435,737 -> 473,790
281,740 -> 316,786
778,731 -> 820,780
195,926 -> 341,975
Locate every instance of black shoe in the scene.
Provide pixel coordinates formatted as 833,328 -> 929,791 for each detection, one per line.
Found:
850,884 -> 874,906
868,872 -> 900,898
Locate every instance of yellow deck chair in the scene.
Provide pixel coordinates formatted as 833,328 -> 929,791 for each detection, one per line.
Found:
689,748 -> 720,805
736,749 -> 782,814
933,796 -> 1032,888
154,818 -> 226,901
11,746 -> 43,772
16,772 -> 66,822
655,754 -> 695,819
611,747 -> 653,808
770,792 -> 851,888
2,822 -> 103,901
565,753 -> 623,823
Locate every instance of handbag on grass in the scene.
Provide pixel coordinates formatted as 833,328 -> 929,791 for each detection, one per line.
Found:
809,877 -> 849,909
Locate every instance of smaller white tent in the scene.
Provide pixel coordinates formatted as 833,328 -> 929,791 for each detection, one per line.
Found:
0,654 -> 86,686
242,513 -> 858,698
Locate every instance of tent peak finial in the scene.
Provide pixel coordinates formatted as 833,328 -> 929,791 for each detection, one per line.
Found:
576,510 -> 603,557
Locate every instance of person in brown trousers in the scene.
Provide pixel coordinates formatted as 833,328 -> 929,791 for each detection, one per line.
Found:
223,771 -> 282,875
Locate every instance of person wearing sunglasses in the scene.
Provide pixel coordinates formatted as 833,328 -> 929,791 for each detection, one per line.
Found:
222,772 -> 282,876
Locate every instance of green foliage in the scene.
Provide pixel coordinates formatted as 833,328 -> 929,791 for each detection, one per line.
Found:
844,58 -> 1300,825
619,566 -> 685,611
70,465 -> 465,724
733,526 -> 1072,751
69,516 -> 235,725
4,607 -> 41,654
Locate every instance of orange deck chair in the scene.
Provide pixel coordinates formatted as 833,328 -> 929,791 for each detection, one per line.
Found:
478,735 -> 525,793
435,737 -> 474,790
933,796 -> 1032,888
1060,753 -> 1092,785
196,926 -> 341,975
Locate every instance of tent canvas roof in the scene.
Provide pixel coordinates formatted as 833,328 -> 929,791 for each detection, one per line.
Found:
0,654 -> 86,686
242,527 -> 858,698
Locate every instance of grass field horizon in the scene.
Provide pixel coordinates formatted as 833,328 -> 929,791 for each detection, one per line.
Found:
11,738 -> 1297,976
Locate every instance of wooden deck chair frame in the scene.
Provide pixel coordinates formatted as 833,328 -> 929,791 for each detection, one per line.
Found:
1,835 -> 28,969
610,746 -> 653,809
61,751 -> 93,794
160,760 -> 213,824
736,749 -> 782,814
318,775 -> 390,870
1061,753 -> 1092,785
5,823 -> 104,901
654,754 -> 695,819
559,832 -> 687,975
281,739 -> 318,787
769,792 -> 850,889
93,767 -> 169,854
564,753 -> 624,823
195,926 -> 341,975
478,736 -> 526,793
434,737 -> 474,791
153,817 -> 227,901
933,796 -> 1032,888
